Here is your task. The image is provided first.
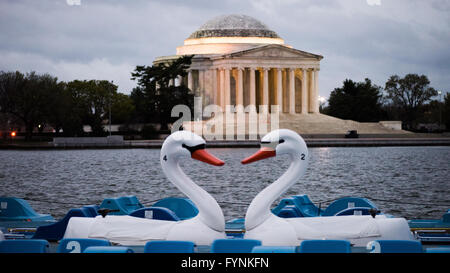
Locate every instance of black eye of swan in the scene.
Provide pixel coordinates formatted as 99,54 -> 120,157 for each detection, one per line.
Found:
260,139 -> 284,149
182,143 -> 206,154
260,139 -> 284,145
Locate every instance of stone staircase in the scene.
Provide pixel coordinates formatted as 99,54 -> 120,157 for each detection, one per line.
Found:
278,113 -> 411,135
183,112 -> 411,138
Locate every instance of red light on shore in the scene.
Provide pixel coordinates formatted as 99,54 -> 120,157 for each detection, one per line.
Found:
11,131 -> 16,137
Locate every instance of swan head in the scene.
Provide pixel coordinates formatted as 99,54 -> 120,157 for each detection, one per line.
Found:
241,129 -> 308,164
161,130 -> 225,166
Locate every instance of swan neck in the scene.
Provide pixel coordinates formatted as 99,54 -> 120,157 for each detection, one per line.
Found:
245,154 -> 305,230
161,159 -> 225,232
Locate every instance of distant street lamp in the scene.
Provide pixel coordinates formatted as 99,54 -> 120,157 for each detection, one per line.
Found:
318,96 -> 327,112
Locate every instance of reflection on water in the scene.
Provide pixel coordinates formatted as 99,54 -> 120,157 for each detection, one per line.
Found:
0,146 -> 449,220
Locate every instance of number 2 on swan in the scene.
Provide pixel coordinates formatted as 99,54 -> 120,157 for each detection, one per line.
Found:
300,154 -> 305,160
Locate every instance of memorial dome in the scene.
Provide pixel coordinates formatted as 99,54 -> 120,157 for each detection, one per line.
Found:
188,14 -> 280,39
177,14 -> 285,55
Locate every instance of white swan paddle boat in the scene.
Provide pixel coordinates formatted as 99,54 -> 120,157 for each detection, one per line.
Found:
241,129 -> 416,247
63,131 -> 227,245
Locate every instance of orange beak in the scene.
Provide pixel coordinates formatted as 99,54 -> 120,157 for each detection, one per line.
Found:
241,147 -> 276,164
192,149 -> 225,166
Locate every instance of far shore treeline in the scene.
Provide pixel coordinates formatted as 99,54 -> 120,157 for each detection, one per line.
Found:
0,56 -> 448,140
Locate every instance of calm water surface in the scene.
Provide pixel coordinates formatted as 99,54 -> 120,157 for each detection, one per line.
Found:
0,147 -> 449,220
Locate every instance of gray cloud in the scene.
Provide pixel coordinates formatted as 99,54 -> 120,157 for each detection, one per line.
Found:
0,0 -> 448,98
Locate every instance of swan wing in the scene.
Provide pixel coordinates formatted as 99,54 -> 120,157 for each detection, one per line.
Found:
65,215 -> 178,245
285,215 -> 381,240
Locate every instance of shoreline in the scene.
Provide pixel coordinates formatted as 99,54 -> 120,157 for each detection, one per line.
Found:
2,136 -> 450,150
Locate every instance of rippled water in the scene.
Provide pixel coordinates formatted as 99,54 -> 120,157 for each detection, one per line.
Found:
0,146 -> 449,220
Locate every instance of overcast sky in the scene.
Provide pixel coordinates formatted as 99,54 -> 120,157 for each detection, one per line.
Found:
1,0 -> 449,100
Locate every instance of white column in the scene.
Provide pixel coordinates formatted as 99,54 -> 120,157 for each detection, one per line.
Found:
237,67 -> 244,107
309,69 -> 315,113
249,67 -> 256,112
289,68 -> 296,114
213,68 -> 218,105
263,68 -> 269,106
277,68 -> 283,112
198,69 -> 204,97
220,68 -> 225,111
314,69 -> 319,113
301,68 -> 308,114
188,70 -> 193,92
224,67 -> 231,110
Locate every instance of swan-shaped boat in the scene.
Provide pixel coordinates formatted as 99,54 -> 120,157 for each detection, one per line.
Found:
241,129 -> 415,246
63,131 -> 227,245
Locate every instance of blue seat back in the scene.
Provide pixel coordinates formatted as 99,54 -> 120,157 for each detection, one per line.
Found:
32,208 -> 92,241
0,197 -> 54,222
211,239 -> 262,253
272,197 -> 296,216
292,195 -> 323,217
129,207 -> 180,221
57,238 -> 111,253
82,205 -> 99,217
322,197 -> 377,216
367,240 -> 422,253
152,197 -> 198,220
425,247 -> 450,253
83,246 -> 134,253
277,206 -> 301,218
299,240 -> 351,253
0,239 -> 49,253
99,195 -> 143,215
144,240 -> 195,253
272,195 -> 322,218
251,246 -> 298,253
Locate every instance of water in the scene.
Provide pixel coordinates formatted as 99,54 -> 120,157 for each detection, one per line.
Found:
0,147 -> 449,221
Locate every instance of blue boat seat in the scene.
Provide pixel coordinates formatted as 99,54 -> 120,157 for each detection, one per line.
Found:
57,238 -> 111,253
277,206 -> 302,218
425,247 -> 450,253
322,197 -> 377,216
0,239 -> 49,253
99,195 -> 143,215
272,195 -> 323,218
83,246 -> 134,253
251,246 -> 298,253
32,207 -> 93,241
0,197 -> 54,222
299,240 -> 351,253
129,207 -> 180,221
152,197 -> 198,220
82,205 -> 99,217
366,240 -> 422,253
211,239 -> 262,253
144,240 -> 195,253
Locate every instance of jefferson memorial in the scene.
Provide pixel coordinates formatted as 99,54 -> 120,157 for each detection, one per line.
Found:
154,14 -> 406,136
154,14 -> 322,115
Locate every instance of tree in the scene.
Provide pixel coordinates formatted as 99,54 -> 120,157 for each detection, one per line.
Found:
326,78 -> 384,122
66,80 -> 118,136
111,93 -> 135,124
44,81 -> 84,136
444,93 -> 450,131
0,71 -> 59,140
131,55 -> 194,130
385,74 -> 438,129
